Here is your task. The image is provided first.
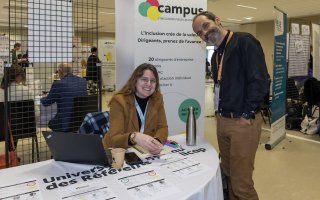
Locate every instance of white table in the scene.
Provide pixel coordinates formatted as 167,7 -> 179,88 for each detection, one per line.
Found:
34,95 -> 57,128
0,135 -> 223,200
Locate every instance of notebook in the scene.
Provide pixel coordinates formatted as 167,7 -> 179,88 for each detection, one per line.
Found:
42,131 -> 111,166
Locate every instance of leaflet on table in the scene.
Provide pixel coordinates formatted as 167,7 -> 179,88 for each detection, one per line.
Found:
117,169 -> 180,200
159,154 -> 212,179
0,179 -> 42,200
130,144 -> 173,159
57,179 -> 119,200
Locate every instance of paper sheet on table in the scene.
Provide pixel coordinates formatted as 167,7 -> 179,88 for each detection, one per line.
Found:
0,179 -> 42,200
58,179 -> 119,200
130,144 -> 173,159
117,169 -> 180,200
159,154 -> 212,179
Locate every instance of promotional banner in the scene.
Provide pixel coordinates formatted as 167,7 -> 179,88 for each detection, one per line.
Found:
99,40 -> 116,91
117,0 -> 207,137
266,7 -> 287,150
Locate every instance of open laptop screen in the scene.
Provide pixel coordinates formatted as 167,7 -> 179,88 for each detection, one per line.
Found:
42,131 -> 111,166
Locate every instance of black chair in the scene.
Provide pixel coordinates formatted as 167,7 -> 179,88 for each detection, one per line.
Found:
0,100 -> 39,163
71,95 -> 99,133
285,78 -> 304,130
260,93 -> 271,126
0,103 -> 6,142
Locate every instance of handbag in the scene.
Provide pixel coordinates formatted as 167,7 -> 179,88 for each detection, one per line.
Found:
300,115 -> 319,135
0,123 -> 19,169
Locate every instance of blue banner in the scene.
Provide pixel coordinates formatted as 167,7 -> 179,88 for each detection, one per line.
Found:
271,9 -> 287,123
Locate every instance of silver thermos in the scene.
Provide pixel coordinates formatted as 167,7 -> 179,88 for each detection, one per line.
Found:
186,106 -> 196,146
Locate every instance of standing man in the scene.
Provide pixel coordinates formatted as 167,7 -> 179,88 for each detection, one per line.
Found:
41,63 -> 87,132
86,47 -> 101,94
193,11 -> 269,200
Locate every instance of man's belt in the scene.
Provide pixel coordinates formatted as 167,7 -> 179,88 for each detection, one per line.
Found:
217,111 -> 241,119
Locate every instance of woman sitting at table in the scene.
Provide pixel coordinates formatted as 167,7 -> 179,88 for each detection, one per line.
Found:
102,63 -> 168,155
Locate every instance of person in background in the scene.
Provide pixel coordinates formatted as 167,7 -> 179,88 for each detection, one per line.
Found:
41,63 -> 87,132
0,66 -> 34,150
102,63 -> 168,155
0,65 -> 33,102
86,46 -> 101,83
11,43 -> 21,64
86,47 -> 101,94
193,11 -> 269,200
17,54 -> 22,61
20,54 -> 29,68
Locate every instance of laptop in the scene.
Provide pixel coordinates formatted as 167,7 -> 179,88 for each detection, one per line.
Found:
42,131 -> 111,166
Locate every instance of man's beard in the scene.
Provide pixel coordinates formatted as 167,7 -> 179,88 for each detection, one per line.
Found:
205,27 -> 221,47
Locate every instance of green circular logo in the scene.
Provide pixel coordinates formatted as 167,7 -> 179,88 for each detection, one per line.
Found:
139,2 -> 151,17
178,99 -> 201,123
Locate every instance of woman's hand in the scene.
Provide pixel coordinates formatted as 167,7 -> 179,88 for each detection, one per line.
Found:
133,132 -> 163,155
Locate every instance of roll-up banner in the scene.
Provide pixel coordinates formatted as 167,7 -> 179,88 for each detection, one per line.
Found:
265,6 -> 287,150
116,0 -> 207,137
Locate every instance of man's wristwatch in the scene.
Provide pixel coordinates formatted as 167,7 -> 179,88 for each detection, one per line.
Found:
129,132 -> 137,145
241,112 -> 255,120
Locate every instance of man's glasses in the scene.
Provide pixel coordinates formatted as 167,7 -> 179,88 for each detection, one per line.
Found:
140,77 -> 156,84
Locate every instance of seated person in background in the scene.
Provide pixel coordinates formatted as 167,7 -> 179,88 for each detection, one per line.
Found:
0,66 -> 33,150
41,63 -> 87,132
0,65 -> 33,102
102,63 -> 168,155
20,54 -> 29,68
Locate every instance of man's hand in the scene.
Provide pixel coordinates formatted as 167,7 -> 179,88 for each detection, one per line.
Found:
237,117 -> 251,125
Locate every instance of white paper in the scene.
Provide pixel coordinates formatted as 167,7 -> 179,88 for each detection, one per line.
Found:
302,25 -> 310,35
294,40 -> 303,53
58,180 -> 119,200
117,170 -> 180,200
291,23 -> 300,35
0,179 -> 42,200
159,155 -> 212,178
130,145 -> 172,159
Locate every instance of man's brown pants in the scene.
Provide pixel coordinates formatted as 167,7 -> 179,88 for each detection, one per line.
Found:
216,114 -> 262,200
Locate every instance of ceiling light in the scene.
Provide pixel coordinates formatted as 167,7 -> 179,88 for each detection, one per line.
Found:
237,5 -> 257,10
243,17 -> 253,20
226,18 -> 242,22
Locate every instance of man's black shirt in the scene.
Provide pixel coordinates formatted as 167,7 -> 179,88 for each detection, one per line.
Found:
211,32 -> 269,116
86,54 -> 101,83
